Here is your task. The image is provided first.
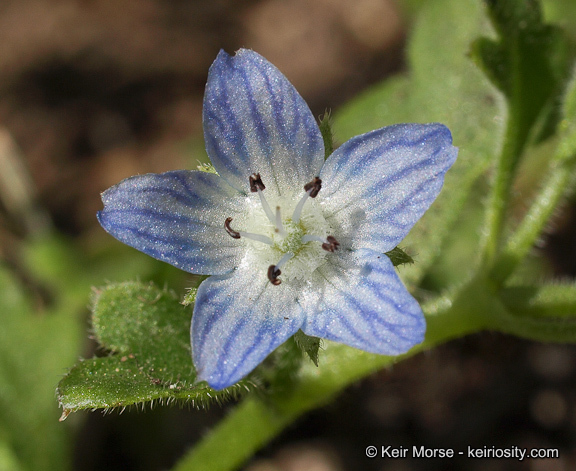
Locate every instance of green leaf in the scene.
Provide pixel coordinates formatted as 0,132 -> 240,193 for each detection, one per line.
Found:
59,356 -> 171,412
57,356 -> 249,413
491,309 -> 576,343
486,282 -> 576,343
470,0 -> 570,144
91,282 -> 193,385
333,0 -> 500,287
58,282 -> 253,414
501,283 -> 576,319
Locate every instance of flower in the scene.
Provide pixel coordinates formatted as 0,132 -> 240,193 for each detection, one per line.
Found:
98,49 -> 458,390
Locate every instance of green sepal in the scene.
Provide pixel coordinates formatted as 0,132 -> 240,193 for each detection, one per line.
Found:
182,287 -> 199,306
318,110 -> 334,159
196,162 -> 218,174
293,329 -> 322,367
385,246 -> 415,267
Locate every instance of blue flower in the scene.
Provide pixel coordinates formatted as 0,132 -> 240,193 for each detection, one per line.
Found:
98,49 -> 458,390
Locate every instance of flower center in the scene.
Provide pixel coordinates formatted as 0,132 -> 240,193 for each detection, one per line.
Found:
274,218 -> 304,254
224,174 -> 339,285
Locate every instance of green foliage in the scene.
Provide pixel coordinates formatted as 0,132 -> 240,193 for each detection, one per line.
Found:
0,238 -> 85,471
58,282 -> 253,414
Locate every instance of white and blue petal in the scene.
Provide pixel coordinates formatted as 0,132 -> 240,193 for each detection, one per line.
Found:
203,49 -> 325,196
98,170 -> 246,275
191,268 -> 306,390
302,250 -> 425,355
319,123 -> 458,253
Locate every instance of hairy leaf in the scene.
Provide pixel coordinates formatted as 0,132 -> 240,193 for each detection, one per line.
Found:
58,282 -> 253,414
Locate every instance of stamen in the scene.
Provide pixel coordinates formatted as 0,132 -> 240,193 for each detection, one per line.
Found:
267,252 -> 294,286
267,265 -> 281,285
291,192 -> 309,224
321,235 -> 340,253
301,234 -> 340,252
248,174 -> 275,224
304,177 -> 322,198
249,173 -> 265,192
293,177 -> 322,223
224,217 -> 273,245
276,251 -> 294,269
257,188 -> 275,224
224,217 -> 240,239
240,232 -> 274,245
275,206 -> 286,235
301,234 -> 325,244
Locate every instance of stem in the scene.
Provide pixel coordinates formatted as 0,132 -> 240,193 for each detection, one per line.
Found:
491,111 -> 576,283
173,280 -> 492,471
491,163 -> 572,283
481,115 -> 526,267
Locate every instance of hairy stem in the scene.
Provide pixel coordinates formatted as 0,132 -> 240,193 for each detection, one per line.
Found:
481,115 -> 526,269
491,163 -> 573,283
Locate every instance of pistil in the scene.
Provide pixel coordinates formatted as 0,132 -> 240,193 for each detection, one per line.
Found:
275,206 -> 286,236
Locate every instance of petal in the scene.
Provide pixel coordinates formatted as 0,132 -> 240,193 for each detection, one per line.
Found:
98,170 -> 246,275
302,250 -> 425,355
203,49 -> 325,196
319,123 -> 458,253
191,268 -> 305,390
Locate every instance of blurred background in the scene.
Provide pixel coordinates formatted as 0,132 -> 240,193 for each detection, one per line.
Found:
1,0 -> 576,470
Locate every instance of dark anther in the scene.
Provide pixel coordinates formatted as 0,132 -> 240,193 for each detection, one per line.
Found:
267,265 -> 282,285
224,217 -> 241,239
304,177 -> 322,198
321,235 -> 340,253
249,173 -> 266,192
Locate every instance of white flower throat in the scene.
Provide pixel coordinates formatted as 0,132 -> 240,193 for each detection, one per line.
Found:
224,173 -> 339,285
